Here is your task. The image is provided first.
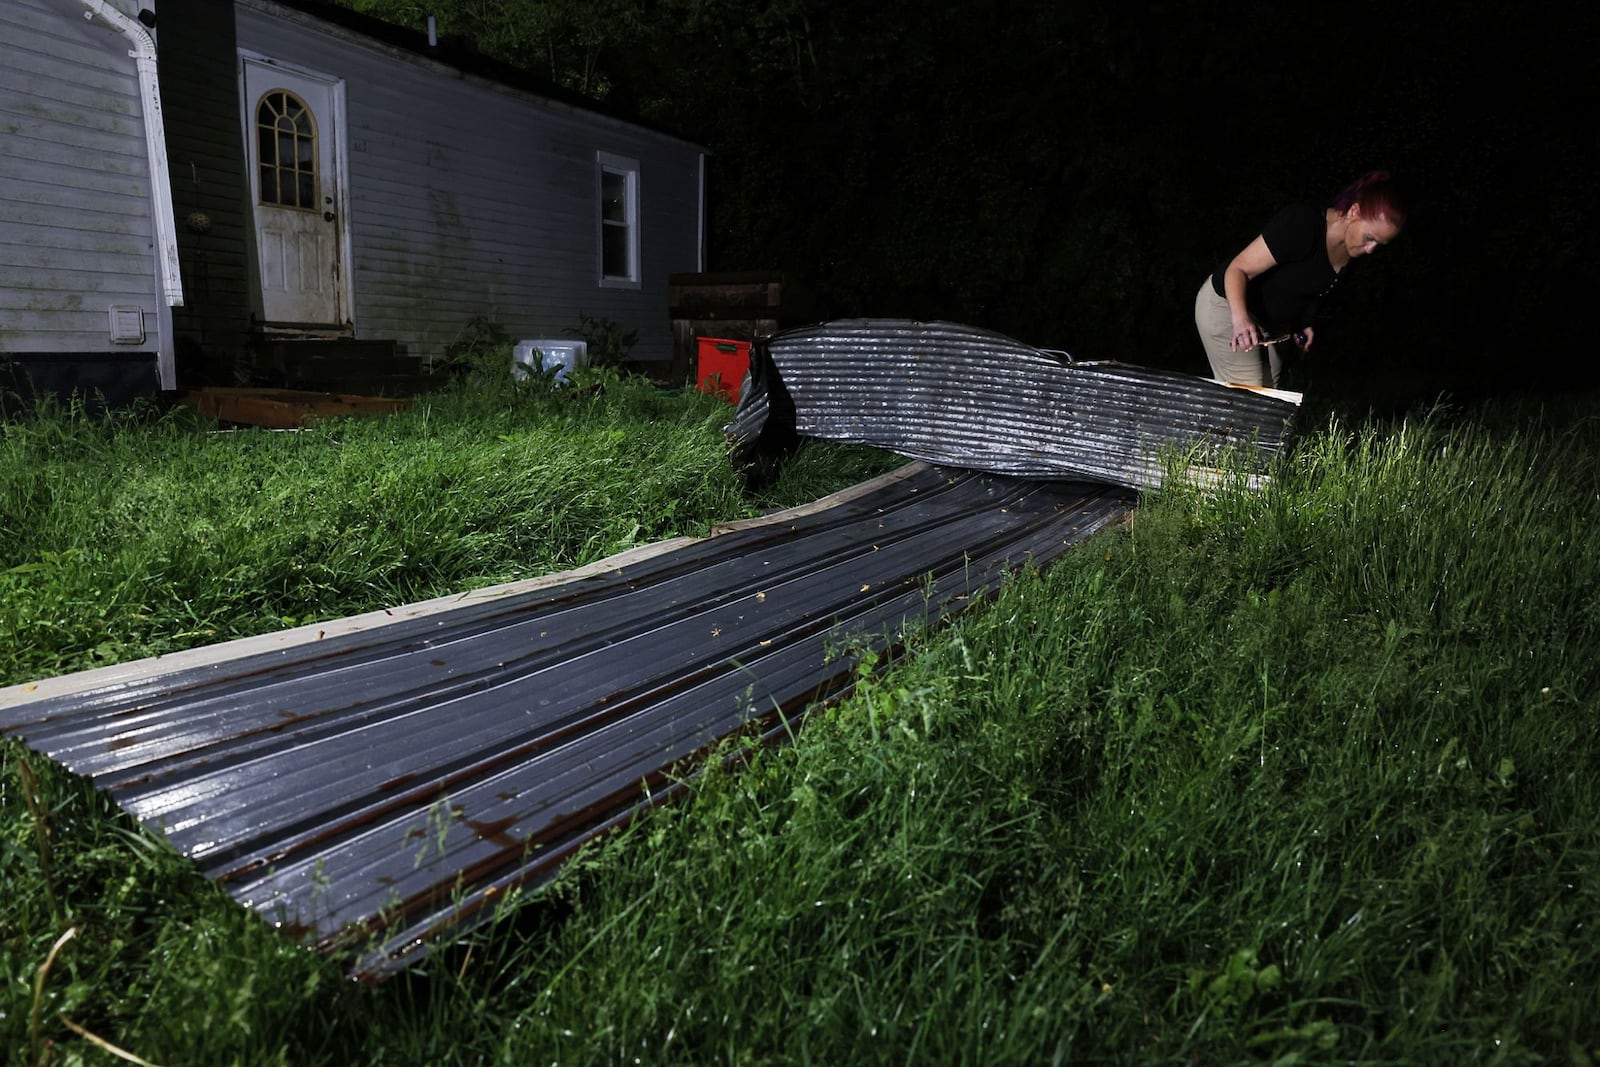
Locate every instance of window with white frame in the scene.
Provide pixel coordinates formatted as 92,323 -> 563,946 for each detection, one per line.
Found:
597,152 -> 639,287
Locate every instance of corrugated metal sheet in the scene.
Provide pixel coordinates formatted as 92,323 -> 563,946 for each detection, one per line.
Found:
4,322 -> 1305,977
1,464 -> 1133,979
729,319 -> 1302,490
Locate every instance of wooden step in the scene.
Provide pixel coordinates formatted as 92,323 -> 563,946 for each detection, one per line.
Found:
182,386 -> 411,429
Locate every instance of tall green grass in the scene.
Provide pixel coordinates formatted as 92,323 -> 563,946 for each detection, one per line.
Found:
459,402 -> 1599,1065
0,378 -> 896,686
3,392 -> 1597,1064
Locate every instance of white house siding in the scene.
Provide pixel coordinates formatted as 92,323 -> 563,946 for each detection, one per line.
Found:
235,4 -> 704,367
0,0 -> 162,361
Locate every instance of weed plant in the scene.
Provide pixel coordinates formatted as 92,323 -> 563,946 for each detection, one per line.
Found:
567,312 -> 640,369
3,395 -> 1598,1064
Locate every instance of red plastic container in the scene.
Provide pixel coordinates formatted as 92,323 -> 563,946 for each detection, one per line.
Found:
696,337 -> 750,402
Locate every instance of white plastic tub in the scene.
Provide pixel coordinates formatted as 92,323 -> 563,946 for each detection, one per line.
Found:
512,339 -> 587,384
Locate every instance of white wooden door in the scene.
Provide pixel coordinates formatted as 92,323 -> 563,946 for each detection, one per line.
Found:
242,58 -> 347,326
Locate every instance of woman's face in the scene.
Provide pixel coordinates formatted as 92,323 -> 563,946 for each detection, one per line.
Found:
1343,204 -> 1401,259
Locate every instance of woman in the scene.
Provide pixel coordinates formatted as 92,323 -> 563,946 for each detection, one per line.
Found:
1195,171 -> 1406,388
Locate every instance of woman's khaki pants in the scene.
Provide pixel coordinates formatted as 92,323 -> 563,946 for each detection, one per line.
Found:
1195,276 -> 1282,387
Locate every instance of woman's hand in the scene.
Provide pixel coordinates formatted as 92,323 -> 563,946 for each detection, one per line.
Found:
1230,316 -> 1265,351
1298,326 -> 1315,352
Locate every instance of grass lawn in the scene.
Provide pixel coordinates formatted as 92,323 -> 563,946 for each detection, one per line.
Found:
3,374 -> 1598,1064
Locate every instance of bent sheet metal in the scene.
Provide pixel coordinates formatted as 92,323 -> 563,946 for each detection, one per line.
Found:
2,322 -> 1302,979
727,318 -> 1302,490
1,464 -> 1131,979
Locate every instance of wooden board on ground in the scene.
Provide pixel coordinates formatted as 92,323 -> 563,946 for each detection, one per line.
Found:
183,387 -> 412,429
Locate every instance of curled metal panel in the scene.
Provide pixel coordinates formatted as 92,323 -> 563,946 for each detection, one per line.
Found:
1,465 -> 1132,978
729,319 -> 1302,490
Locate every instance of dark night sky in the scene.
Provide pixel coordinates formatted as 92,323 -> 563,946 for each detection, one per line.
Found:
694,0 -> 1600,411
330,0 -> 1600,410
1172,2 -> 1598,407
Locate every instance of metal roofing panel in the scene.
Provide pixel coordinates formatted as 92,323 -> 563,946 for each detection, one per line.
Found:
2,464 -> 1133,978
728,319 -> 1302,490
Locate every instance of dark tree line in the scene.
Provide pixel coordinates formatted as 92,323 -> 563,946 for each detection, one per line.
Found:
339,0 -> 1599,403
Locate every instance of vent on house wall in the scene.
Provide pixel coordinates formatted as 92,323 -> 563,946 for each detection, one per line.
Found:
108,305 -> 146,344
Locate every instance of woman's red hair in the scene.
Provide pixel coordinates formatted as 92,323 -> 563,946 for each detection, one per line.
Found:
1331,170 -> 1406,228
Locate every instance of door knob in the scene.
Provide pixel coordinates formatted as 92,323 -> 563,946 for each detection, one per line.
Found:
324,211 -> 336,222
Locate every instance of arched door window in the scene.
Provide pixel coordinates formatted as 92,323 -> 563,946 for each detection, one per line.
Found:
256,89 -> 317,209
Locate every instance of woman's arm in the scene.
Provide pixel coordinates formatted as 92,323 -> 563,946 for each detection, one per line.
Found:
1221,235 -> 1279,351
